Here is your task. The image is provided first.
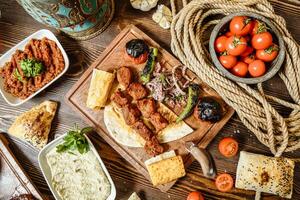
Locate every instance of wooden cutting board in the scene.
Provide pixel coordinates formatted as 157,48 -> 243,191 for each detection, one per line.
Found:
65,25 -> 235,192
0,133 -> 43,200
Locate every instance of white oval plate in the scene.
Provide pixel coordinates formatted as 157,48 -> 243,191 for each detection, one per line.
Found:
38,133 -> 116,200
0,29 -> 69,106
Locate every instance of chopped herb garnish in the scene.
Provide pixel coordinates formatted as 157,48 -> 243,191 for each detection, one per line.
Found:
56,125 -> 93,154
20,59 -> 44,78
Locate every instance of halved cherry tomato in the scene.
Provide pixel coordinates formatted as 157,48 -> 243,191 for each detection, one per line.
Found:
126,51 -> 148,64
231,61 -> 248,77
215,173 -> 234,192
225,36 -> 247,56
251,32 -> 273,50
214,36 -> 228,53
229,16 -> 253,36
219,55 -> 237,69
187,191 -> 204,200
218,137 -> 239,157
250,20 -> 267,35
248,60 -> 266,77
242,54 -> 256,64
256,44 -> 279,62
240,46 -> 254,57
225,31 -> 233,37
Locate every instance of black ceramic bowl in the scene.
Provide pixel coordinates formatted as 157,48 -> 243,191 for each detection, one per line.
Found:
209,12 -> 285,84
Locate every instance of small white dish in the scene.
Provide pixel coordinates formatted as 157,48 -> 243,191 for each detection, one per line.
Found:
0,29 -> 69,106
38,133 -> 116,200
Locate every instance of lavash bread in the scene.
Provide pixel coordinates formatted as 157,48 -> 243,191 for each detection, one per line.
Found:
8,100 -> 57,149
104,101 -> 193,147
235,151 -> 295,199
145,151 -> 186,186
86,69 -> 115,109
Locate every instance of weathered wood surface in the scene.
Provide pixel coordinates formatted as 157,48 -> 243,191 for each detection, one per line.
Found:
0,0 -> 299,199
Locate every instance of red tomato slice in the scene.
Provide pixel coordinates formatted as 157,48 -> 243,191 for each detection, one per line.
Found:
229,16 -> 253,36
214,36 -> 228,53
187,191 -> 204,200
225,36 -> 247,56
126,51 -> 148,64
215,173 -> 234,192
218,137 -> 239,157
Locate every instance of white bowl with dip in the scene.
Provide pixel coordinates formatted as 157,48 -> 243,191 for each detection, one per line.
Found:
38,133 -> 116,200
0,29 -> 69,106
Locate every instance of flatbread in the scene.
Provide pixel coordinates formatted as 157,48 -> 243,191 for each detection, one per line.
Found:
103,102 -> 193,147
104,103 -> 145,147
235,151 -> 295,199
8,100 -> 57,149
86,69 -> 115,109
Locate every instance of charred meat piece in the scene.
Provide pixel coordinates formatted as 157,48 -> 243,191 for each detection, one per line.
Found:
149,112 -> 168,132
117,66 -> 132,89
144,136 -> 164,156
122,104 -> 141,125
127,82 -> 148,100
132,120 -> 153,141
110,89 -> 131,107
137,98 -> 156,118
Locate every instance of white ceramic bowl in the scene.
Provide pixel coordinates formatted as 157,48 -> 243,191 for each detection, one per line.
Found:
0,29 -> 69,106
38,133 -> 116,200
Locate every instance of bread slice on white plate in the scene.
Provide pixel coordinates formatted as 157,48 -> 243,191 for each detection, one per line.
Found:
235,151 -> 295,199
8,100 -> 57,149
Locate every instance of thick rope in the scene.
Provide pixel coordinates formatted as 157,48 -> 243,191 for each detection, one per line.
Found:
170,0 -> 300,157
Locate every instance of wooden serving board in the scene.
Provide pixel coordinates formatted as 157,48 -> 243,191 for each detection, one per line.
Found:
65,25 -> 234,192
0,133 -> 43,200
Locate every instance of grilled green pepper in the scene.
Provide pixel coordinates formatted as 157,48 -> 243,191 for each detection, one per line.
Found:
176,84 -> 200,123
141,47 -> 158,84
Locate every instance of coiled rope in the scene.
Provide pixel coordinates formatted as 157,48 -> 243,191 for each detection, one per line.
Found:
170,0 -> 300,157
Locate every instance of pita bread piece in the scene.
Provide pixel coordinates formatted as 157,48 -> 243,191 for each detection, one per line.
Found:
235,151 -> 295,199
8,101 -> 57,149
145,151 -> 186,186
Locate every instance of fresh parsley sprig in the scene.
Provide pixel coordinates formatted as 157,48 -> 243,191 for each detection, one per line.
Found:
20,59 -> 44,78
56,125 -> 93,154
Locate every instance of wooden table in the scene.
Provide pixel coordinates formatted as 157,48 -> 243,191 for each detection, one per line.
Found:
0,1 -> 299,199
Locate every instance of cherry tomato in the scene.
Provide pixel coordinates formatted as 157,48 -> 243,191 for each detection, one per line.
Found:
256,44 -> 279,62
229,16 -> 253,36
214,36 -> 228,53
240,46 -> 254,57
225,36 -> 247,56
219,55 -> 237,69
218,137 -> 239,157
187,191 -> 204,200
225,32 -> 233,37
242,54 -> 256,64
248,60 -> 266,77
215,173 -> 234,192
251,32 -> 273,50
250,20 -> 267,35
231,61 -> 248,77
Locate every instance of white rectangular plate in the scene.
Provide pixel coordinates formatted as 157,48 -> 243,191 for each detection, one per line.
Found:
38,133 -> 116,200
0,29 -> 69,106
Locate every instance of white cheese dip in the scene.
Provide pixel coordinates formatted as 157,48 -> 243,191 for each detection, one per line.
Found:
46,148 -> 111,200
